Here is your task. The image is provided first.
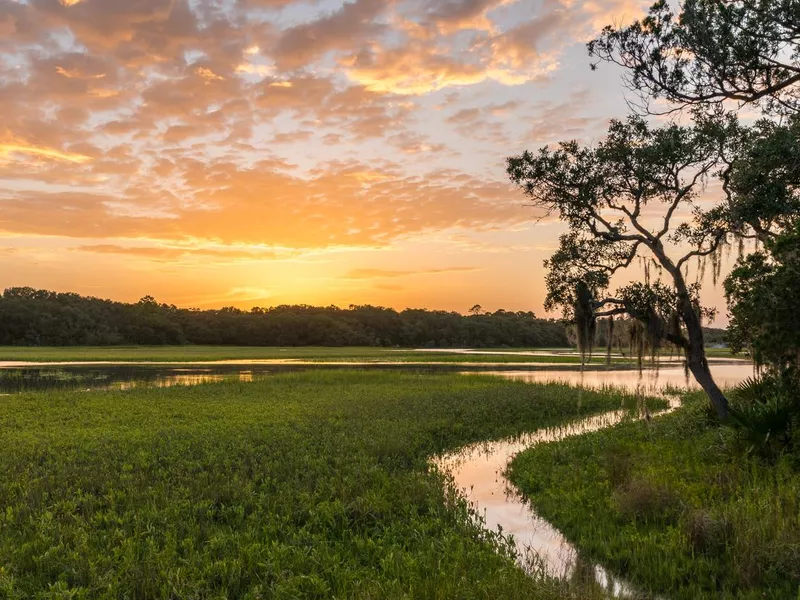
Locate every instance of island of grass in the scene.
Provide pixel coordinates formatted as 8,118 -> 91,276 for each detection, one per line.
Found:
0,370 -> 657,598
0,344 -> 742,364
508,396 -> 800,599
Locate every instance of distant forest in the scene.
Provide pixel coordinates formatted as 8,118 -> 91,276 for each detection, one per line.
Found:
0,288 -> 572,347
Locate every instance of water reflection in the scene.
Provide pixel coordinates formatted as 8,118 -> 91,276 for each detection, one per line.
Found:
0,360 -> 755,397
0,366 -> 261,393
116,370 -> 254,390
436,407 -> 662,597
482,363 -> 754,392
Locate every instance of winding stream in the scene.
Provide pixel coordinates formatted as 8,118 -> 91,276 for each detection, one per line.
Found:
435,365 -> 753,597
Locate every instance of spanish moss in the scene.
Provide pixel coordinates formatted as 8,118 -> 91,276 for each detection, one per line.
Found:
574,281 -> 596,365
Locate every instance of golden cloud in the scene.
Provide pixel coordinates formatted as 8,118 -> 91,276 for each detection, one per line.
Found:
0,161 -> 529,250
195,67 -> 225,82
0,143 -> 92,164
75,244 -> 289,262
345,267 -> 480,279
56,66 -> 106,79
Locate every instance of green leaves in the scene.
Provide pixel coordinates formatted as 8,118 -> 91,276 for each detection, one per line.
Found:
726,371 -> 800,458
0,371 -> 630,599
590,0 -> 800,115
725,223 -> 800,367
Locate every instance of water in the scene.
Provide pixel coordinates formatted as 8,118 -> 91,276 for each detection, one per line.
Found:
479,362 -> 754,391
0,365 -> 265,393
0,358 -> 752,394
435,403 -> 680,597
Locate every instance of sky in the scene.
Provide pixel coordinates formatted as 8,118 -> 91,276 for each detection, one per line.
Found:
0,0 -> 735,320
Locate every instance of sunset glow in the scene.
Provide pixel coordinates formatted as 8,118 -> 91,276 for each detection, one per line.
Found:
0,0 -> 735,318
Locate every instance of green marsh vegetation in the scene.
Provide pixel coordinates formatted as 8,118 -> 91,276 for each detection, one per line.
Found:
509,391 -> 800,599
0,345 -> 643,365
0,370 -> 652,598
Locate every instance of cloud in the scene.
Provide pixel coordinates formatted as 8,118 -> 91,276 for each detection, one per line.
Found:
423,0 -> 510,33
0,143 -> 92,164
272,0 -> 391,69
340,5 -> 566,95
345,267 -> 480,279
0,0 -> 635,268
74,244 -> 290,262
222,287 -> 274,303
0,159 -> 531,249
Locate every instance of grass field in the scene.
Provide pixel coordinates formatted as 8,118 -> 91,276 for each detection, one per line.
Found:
0,345 -> 741,364
509,396 -> 800,599
0,370 -> 655,599
0,345 -> 612,364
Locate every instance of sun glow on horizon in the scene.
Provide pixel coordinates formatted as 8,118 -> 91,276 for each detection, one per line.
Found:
0,0 -> 729,324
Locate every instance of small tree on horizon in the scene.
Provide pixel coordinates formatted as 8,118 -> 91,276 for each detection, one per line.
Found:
507,115 -> 733,418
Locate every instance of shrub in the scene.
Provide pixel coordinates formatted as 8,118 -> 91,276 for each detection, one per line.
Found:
613,477 -> 682,523
603,443 -> 634,488
684,510 -> 732,556
726,370 -> 800,459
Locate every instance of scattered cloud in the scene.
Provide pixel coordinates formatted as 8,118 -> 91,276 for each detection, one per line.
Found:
345,267 -> 480,279
0,0 -> 649,310
74,244 -> 291,262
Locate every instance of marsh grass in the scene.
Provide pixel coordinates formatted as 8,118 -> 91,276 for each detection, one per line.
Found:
509,395 -> 800,599
0,370 -> 639,598
0,345 -> 635,364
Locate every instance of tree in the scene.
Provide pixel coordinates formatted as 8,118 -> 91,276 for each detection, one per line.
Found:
589,0 -> 800,115
507,115 -> 732,418
0,288 -> 569,348
589,0 -> 800,380
726,115 -> 800,241
469,304 -> 483,316
723,116 -> 800,368
725,223 -> 800,367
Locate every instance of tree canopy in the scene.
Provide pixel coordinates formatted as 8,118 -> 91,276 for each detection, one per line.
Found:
542,0 -> 800,418
507,115 -> 732,416
589,0 -> 800,115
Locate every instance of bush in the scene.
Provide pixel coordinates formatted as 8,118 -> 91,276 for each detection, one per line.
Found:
684,510 -> 732,556
603,442 -> 634,488
613,477 -> 682,523
726,370 -> 800,458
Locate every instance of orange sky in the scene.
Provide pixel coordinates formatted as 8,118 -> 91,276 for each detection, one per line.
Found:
0,0 -> 733,322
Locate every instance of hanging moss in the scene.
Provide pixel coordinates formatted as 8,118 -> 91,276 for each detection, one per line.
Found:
574,281 -> 596,365
629,319 -> 645,370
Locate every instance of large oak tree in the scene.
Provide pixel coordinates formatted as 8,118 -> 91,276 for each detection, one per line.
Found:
507,116 -> 733,417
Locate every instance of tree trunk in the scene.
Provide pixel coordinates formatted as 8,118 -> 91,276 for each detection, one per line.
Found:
686,349 -> 730,419
652,244 -> 731,420
679,283 -> 730,420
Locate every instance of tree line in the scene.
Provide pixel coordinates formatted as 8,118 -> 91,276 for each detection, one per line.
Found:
0,287 -> 570,348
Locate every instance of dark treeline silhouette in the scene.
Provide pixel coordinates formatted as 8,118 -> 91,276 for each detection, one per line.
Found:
0,287 -> 569,348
